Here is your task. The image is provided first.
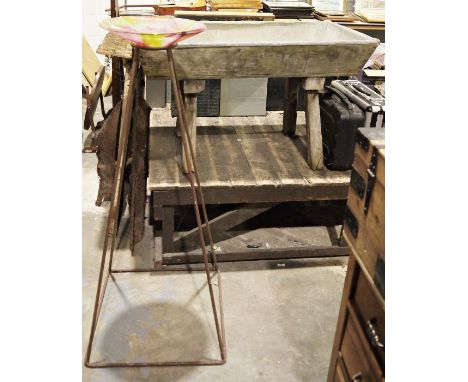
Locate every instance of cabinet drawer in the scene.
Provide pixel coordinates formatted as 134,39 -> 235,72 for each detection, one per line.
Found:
341,307 -> 383,381
334,355 -> 349,382
353,269 -> 385,368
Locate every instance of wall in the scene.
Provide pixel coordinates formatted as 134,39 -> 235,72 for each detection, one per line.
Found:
82,0 -> 110,64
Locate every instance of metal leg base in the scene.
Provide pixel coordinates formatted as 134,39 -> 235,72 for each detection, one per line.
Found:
85,266 -> 227,368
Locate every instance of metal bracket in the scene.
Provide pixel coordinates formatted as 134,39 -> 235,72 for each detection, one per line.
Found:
350,168 -> 366,199
344,206 -> 359,238
364,147 -> 378,214
356,129 -> 370,151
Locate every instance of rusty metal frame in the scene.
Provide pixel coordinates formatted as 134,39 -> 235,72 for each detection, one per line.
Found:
85,46 -> 227,368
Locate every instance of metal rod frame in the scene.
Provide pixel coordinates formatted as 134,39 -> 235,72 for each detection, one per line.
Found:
85,46 -> 226,368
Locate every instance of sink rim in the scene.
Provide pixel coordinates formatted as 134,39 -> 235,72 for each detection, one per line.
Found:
177,20 -> 380,48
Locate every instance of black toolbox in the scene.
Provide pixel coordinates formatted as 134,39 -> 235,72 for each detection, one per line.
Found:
331,79 -> 385,128
320,86 -> 365,170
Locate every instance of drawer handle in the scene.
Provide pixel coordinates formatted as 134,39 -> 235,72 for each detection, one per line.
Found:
365,319 -> 385,350
351,372 -> 362,381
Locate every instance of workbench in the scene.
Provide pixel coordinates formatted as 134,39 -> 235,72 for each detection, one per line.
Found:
149,117 -> 351,263
96,19 -> 378,262
97,20 -> 378,172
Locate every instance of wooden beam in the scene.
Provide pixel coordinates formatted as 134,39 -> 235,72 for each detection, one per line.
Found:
180,80 -> 204,173
174,10 -> 275,21
129,72 -> 151,251
152,183 -> 349,206
282,78 -> 301,137
172,203 -> 278,252
303,77 -> 325,170
161,207 -> 175,254
302,78 -> 325,91
183,79 -> 205,94
162,246 -> 349,265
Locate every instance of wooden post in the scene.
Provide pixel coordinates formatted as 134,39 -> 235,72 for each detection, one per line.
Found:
161,206 -> 175,254
181,80 -> 205,173
303,78 -> 325,170
282,78 -> 301,137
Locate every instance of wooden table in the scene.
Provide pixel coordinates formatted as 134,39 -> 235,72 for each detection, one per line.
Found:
96,21 -> 377,262
97,20 -> 378,172
148,121 -> 351,262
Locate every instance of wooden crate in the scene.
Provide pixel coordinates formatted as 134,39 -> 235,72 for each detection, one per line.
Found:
343,128 -> 385,297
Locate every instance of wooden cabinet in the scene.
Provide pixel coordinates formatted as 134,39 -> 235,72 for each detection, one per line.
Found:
327,128 -> 385,382
344,128 -> 385,297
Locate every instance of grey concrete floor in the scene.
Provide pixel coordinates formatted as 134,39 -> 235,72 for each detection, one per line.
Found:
82,98 -> 348,381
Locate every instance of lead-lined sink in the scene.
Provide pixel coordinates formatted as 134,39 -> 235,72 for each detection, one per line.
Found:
138,20 -> 380,79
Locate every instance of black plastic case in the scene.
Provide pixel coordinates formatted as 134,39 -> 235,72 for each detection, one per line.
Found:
320,86 -> 365,170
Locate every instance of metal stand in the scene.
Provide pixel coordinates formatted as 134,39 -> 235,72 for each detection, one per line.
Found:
85,47 -> 226,368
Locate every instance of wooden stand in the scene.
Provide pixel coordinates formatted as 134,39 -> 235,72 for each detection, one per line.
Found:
303,78 -> 325,170
150,124 -> 351,264
179,76 -> 326,172
283,77 -> 325,170
179,80 -> 205,173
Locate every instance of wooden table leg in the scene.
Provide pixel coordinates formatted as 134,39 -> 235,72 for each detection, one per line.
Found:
303,78 -> 325,170
161,206 -> 175,254
181,80 -> 205,173
282,77 -> 301,137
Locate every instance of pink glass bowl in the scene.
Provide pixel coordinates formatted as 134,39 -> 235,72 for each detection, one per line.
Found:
100,16 -> 206,49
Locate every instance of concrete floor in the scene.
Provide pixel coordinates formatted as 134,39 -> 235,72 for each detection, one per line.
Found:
82,98 -> 348,381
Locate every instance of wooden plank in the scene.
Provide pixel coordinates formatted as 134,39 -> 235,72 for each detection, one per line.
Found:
224,131 -> 257,186
262,131 -> 308,186
252,125 -> 274,134
236,126 -> 281,186
97,32 -> 133,60
82,35 -> 112,96
110,52 -> 139,234
175,10 -> 275,20
172,203 -> 278,252
296,130 -> 353,184
148,126 -> 185,188
161,207 -> 175,254
86,66 -> 106,122
268,131 -> 315,185
162,245 -> 349,264
179,80 -> 205,173
95,100 -> 122,206
192,126 -> 228,187
282,78 -> 301,137
204,126 -> 256,187
137,44 -> 378,80
304,89 -> 324,170
148,124 -> 350,190
181,93 -> 197,173
152,183 -> 349,205
129,73 -> 152,250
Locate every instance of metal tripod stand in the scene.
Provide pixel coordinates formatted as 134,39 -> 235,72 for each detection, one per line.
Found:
85,46 -> 227,368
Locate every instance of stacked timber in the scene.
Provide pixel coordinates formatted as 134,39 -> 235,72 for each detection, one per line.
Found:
209,0 -> 262,11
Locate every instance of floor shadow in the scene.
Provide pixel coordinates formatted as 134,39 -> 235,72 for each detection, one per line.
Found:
94,302 -> 213,381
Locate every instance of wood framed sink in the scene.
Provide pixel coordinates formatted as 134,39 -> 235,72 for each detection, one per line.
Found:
138,20 -> 380,79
